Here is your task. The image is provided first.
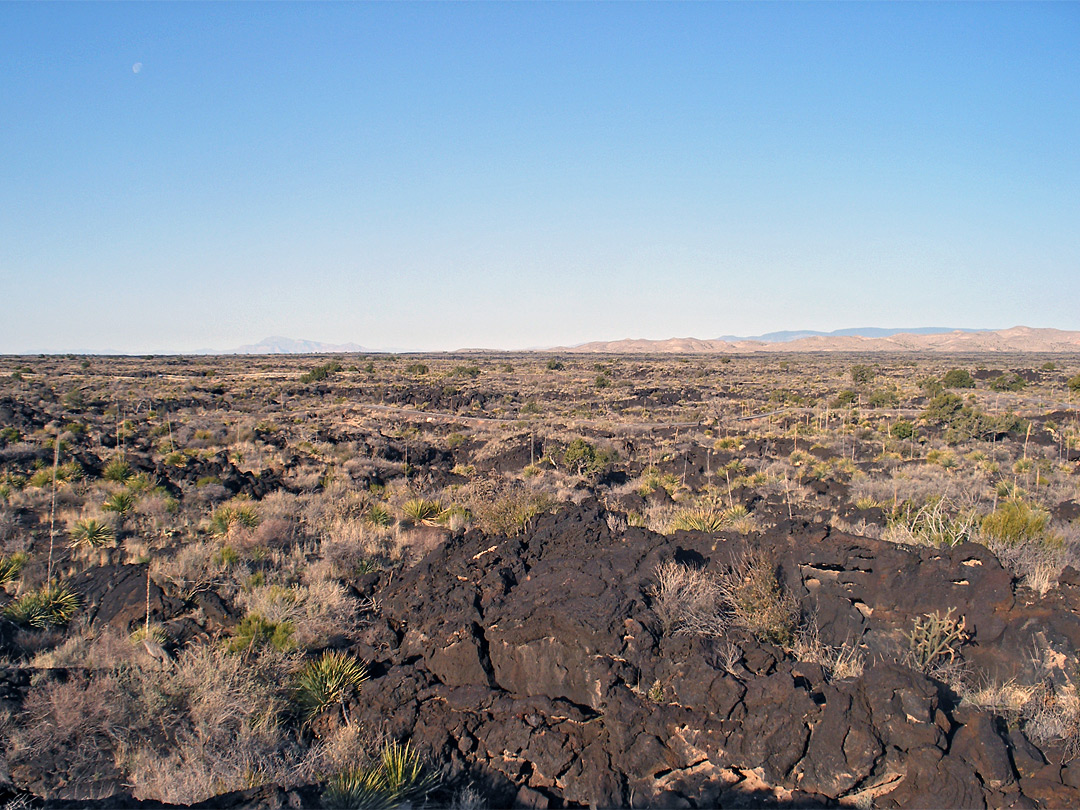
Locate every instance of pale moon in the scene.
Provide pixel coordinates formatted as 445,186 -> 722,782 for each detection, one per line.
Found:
132,62 -> 143,74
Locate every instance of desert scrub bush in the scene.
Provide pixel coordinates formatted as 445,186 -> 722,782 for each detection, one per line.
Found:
324,740 -> 439,810
4,582 -> 80,628
650,560 -> 726,636
652,552 -> 798,645
561,438 -> 616,476
1023,683 -> 1080,762
6,671 -> 131,800
942,368 -> 976,389
904,608 -> 969,678
850,364 -> 876,385
228,613 -> 296,653
474,489 -> 555,537
990,372 -> 1026,392
236,579 -> 359,649
884,496 -> 979,548
300,361 -> 342,384
295,650 -> 369,725
890,419 -> 915,440
720,549 -> 799,646
69,517 -> 115,549
210,503 -> 260,538
791,621 -> 865,681
122,643 -> 295,804
981,499 -> 1056,548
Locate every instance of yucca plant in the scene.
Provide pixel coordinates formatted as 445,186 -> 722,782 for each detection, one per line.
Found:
69,518 -> 115,549
124,471 -> 158,492
5,583 -> 80,628
210,504 -> 260,537
0,552 -> 28,584
364,504 -> 392,528
295,650 -> 369,724
324,741 -> 440,810
102,458 -> 132,482
401,498 -> 442,525
671,510 -> 727,533
102,491 -> 138,518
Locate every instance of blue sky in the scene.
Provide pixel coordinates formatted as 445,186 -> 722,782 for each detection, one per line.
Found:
2,2 -> 1078,353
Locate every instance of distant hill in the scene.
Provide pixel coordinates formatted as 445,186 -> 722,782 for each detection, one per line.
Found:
715,327 -> 984,343
561,327 -> 1080,354
216,336 -> 372,355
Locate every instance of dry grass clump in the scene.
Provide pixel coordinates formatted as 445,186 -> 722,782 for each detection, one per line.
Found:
235,579 -> 359,649
790,621 -> 865,681
651,560 -> 725,636
123,644 -> 300,803
651,550 -> 799,645
5,672 -> 129,799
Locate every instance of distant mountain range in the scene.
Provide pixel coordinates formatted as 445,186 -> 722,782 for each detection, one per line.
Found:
713,326 -> 983,343
562,326 -> 1080,354
209,336 -> 373,355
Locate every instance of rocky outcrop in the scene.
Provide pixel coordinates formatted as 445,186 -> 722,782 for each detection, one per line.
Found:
343,501 -> 1080,808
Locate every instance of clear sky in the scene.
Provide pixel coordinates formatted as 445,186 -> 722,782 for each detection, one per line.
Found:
2,2 -> 1078,353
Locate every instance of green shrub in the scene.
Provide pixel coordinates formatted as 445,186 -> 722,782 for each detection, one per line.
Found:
867,388 -> 899,408
562,438 -> 616,476
476,490 -> 555,536
545,359 -> 564,371
721,550 -> 799,646
300,361 -> 342,384
5,583 -> 80,628
1068,374 -> 1080,393
981,500 -> 1054,548
451,365 -> 480,378
891,419 -> 915,440
405,363 -> 429,375
942,369 -> 975,389
831,389 -> 857,407
850,365 -> 875,386
990,373 -> 1026,392
294,650 -> 369,723
228,613 -> 295,653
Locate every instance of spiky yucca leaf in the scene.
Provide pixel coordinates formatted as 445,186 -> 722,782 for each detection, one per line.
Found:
364,504 -> 392,528
295,650 -> 369,722
323,741 -> 439,810
5,583 -> 80,628
102,491 -> 137,517
401,498 -> 442,525
69,518 -> 115,549
0,552 -> 28,584
671,510 -> 727,533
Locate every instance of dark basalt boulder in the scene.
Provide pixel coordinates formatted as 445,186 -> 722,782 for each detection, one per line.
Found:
344,502 -> 1080,808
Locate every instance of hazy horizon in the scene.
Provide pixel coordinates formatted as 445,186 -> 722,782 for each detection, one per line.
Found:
3,3 -> 1078,354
